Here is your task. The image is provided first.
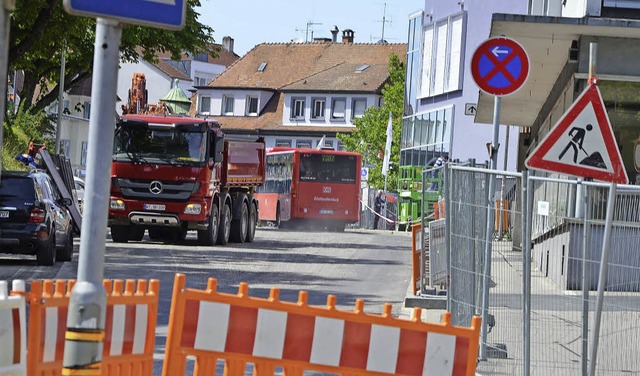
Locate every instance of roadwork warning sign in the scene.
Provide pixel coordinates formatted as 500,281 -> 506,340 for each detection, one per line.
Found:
526,84 -> 628,184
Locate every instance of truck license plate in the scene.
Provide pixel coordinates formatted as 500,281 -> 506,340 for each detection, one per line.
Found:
0,211 -> 8,218
144,204 -> 165,211
319,209 -> 334,215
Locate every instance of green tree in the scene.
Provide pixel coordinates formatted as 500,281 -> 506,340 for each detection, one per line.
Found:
338,53 -> 405,192
8,0 -> 216,114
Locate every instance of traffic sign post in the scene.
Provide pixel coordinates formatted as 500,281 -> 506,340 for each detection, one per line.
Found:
62,0 -> 187,372
471,36 -> 529,360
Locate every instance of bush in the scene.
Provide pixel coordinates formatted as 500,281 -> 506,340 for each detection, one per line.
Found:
2,106 -> 54,171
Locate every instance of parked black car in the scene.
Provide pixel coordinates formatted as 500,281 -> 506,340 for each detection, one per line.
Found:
0,170 -> 74,265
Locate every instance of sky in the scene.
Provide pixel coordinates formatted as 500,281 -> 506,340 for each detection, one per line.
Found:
196,0 -> 424,56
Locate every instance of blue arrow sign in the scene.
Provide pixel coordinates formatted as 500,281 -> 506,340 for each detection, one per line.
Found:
64,0 -> 186,30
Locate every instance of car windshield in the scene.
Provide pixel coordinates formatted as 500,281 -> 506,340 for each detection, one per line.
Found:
113,126 -> 206,165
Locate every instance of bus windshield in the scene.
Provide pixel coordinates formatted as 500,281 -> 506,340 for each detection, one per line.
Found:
299,153 -> 357,184
113,126 -> 206,165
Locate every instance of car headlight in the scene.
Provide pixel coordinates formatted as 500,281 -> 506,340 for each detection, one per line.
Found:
184,203 -> 202,215
110,199 -> 125,210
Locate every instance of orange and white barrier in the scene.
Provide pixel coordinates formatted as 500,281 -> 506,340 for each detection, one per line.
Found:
162,273 -> 480,376
25,279 -> 159,376
0,280 -> 27,376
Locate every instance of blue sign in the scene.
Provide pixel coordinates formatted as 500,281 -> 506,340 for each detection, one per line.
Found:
64,0 -> 186,30
471,37 -> 529,96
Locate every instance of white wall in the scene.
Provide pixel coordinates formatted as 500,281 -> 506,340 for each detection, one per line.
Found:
117,59 -> 173,115
281,93 -> 378,127
196,89 -> 275,117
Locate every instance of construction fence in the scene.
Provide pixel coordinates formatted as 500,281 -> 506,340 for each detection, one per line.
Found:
1,274 -> 482,376
413,162 -> 640,375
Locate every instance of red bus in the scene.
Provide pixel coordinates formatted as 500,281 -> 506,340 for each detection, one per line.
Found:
255,148 -> 362,231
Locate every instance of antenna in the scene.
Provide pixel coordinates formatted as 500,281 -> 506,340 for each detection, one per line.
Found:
376,3 -> 392,42
305,20 -> 323,42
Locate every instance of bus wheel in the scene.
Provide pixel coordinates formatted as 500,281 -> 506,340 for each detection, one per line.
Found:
333,222 -> 346,232
230,200 -> 248,243
275,202 -> 281,228
217,201 -> 232,245
246,201 -> 258,242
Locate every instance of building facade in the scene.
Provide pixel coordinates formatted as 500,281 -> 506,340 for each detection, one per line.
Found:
193,30 -> 406,150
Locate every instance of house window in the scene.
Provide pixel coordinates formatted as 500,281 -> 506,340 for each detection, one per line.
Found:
83,101 -> 91,119
275,139 -> 292,147
296,140 -> 312,148
199,96 -> 211,113
331,98 -> 346,120
317,139 -> 334,149
59,139 -> 71,156
312,98 -> 325,119
337,140 -> 344,151
290,98 -> 305,120
420,12 -> 465,98
80,142 -> 88,166
222,95 -> 234,115
352,98 -> 366,120
246,96 -> 258,116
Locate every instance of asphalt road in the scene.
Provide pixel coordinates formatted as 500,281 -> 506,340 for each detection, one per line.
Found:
0,226 -> 413,373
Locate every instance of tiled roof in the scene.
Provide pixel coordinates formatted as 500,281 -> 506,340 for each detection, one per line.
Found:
282,62 -> 391,92
152,59 -> 192,81
155,44 -> 240,67
208,42 -> 407,91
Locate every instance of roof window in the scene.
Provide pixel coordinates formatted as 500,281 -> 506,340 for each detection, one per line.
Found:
258,62 -> 267,72
355,64 -> 370,72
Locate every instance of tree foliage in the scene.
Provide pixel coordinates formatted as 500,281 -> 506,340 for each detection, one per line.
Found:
338,53 -> 405,192
8,0 -> 216,114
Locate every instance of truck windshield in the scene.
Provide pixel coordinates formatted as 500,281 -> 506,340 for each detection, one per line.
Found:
113,126 -> 206,164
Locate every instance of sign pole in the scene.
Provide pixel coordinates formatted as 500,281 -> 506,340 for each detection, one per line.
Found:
63,18 -> 122,373
479,95 -> 501,360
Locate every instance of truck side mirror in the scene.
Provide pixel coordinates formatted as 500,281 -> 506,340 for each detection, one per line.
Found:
213,136 -> 224,163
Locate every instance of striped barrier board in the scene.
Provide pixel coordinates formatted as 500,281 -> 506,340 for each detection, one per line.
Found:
162,273 -> 481,376
0,281 -> 27,376
25,279 -> 159,376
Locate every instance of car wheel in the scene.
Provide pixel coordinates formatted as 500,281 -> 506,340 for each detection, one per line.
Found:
198,202 -> 219,246
217,202 -> 232,245
246,201 -> 258,243
230,200 -> 248,243
36,233 -> 56,266
110,225 -> 130,243
57,231 -> 74,262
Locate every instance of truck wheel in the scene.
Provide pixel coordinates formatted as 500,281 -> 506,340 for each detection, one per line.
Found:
246,201 -> 258,242
110,225 -> 130,243
230,201 -> 248,243
217,202 -> 232,245
130,226 -> 145,241
198,203 -> 219,246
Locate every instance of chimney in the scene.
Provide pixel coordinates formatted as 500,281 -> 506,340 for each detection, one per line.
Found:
330,25 -> 339,43
222,36 -> 234,54
342,29 -> 354,44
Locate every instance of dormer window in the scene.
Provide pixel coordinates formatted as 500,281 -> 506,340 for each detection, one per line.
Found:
290,97 -> 305,120
246,96 -> 258,116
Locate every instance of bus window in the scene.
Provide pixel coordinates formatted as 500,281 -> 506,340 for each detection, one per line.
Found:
299,153 -> 357,184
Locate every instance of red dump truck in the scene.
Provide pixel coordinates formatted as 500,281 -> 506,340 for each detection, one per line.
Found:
108,114 -> 265,245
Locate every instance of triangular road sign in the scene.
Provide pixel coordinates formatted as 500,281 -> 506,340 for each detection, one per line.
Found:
525,84 -> 628,184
